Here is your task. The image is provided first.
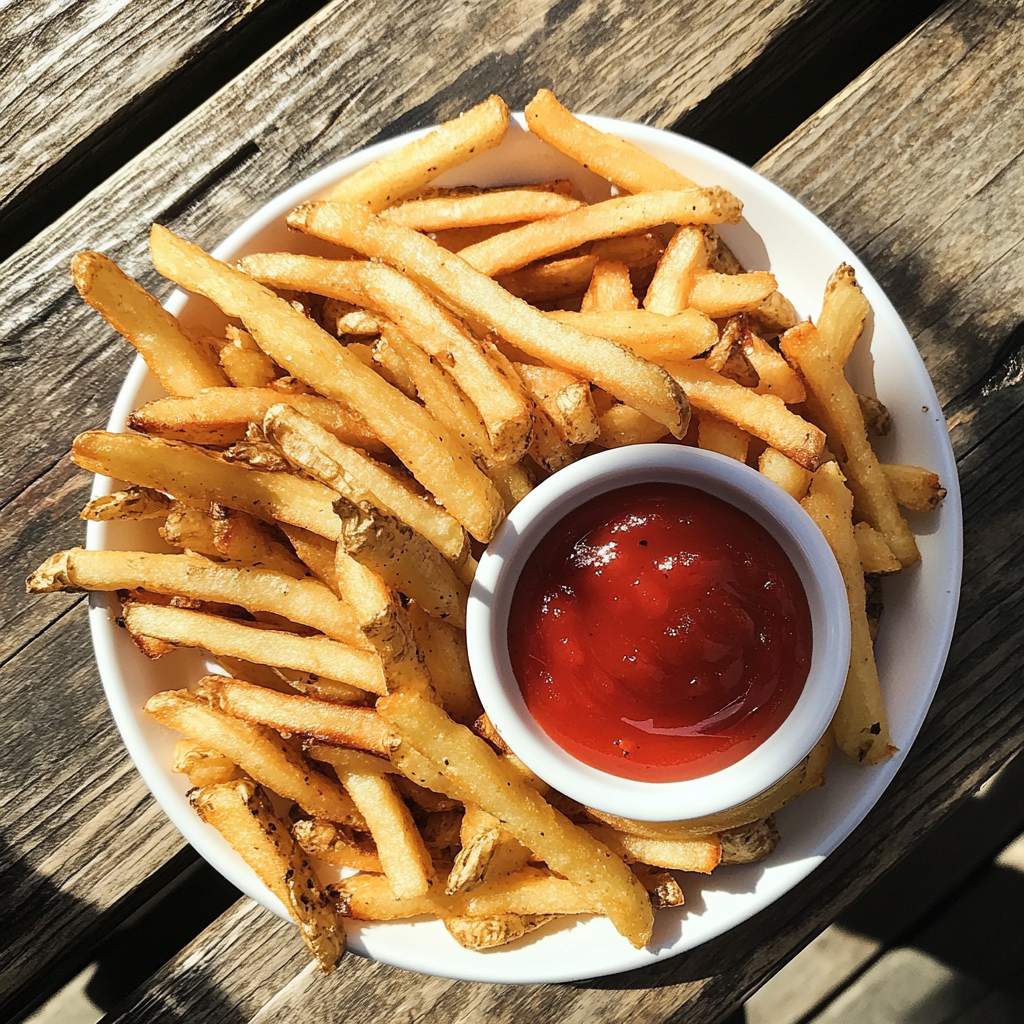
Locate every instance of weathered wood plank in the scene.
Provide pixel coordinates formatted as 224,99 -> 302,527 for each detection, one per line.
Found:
102,0 -> 1024,1019
0,0 -> 839,1015
0,0 -> 328,261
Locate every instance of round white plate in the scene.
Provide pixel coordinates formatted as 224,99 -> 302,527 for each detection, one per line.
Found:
87,113 -> 962,984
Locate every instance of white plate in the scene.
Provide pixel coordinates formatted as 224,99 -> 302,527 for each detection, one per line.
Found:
87,114 -> 962,984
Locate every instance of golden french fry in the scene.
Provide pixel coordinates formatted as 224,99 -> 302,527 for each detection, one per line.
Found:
26,548 -> 366,645
190,778 -> 344,972
524,89 -> 698,192
496,254 -> 598,302
172,740 -> 246,787
663,360 -> 824,470
486,461 -> 534,512
380,189 -> 583,229
445,913 -> 555,951
150,226 -> 503,542
881,464 -> 947,512
514,363 -> 599,445
818,263 -> 870,366
204,676 -> 397,754
206,506 -> 308,576
292,819 -> 383,874
780,321 -> 919,565
643,225 -> 711,315
742,329 -> 806,404
327,95 -> 509,211
378,691 -> 654,948
758,447 -> 812,501
263,403 -> 469,568
459,190 -> 743,278
697,414 -> 750,462
72,251 -> 228,395
719,817 -> 781,865
596,403 -> 670,448
407,604 -> 481,726
124,602 -> 387,695
581,825 -> 722,873
802,464 -> 895,765
238,254 -> 531,465
287,203 -> 690,439
74,431 -> 344,541
334,497 -> 468,629
129,387 -> 385,453
309,743 -> 434,899
447,804 -> 530,895
545,309 -> 717,362
686,271 -> 778,318
159,503 -> 220,557
80,486 -> 173,522
854,521 -> 902,575
219,325 -> 278,387
146,688 -> 365,826
582,259 -> 638,312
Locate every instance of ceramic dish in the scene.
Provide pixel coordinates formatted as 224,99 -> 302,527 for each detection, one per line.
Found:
87,112 -> 962,984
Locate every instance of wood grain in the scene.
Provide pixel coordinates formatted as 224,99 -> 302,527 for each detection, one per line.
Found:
0,0 -> 832,1015
102,0 -> 1024,1019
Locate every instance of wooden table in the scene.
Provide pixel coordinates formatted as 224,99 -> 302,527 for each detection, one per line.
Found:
3,1 -> 1023,1021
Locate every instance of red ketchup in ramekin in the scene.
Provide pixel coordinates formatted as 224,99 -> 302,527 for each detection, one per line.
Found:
507,481 -> 812,782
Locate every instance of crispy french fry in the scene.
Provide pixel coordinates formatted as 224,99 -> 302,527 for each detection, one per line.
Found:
378,691 -> 654,948
514,363 -> 599,444
129,387 -> 385,453
292,819 -> 383,874
445,913 -> 555,950
780,320 -> 919,565
327,95 -> 509,211
238,254 -> 531,465
263,403 -> 469,568
496,254 -> 598,302
219,325 -> 278,387
818,263 -> 870,366
447,804 -> 530,895
190,778 -> 344,971
758,447 -> 812,501
309,743 -> 433,899
802,464 -> 895,765
459,190 -> 743,278
582,259 -> 638,312
546,308 -> 717,362
854,521 -> 901,575
524,89 -> 698,193
596,403 -> 670,447
287,203 -> 690,439
146,688 -> 365,825
881,464 -> 947,512
858,394 -> 892,437
74,431 -> 344,541
407,604 -> 481,725
72,251 -> 228,395
124,603 -> 387,695
686,271 -> 777,318
380,189 -> 582,229
581,824 -> 722,873
742,329 -> 806,403
207,506 -> 308,576
27,548 -> 366,645
334,498 -> 468,628
663,360 -> 824,470
204,676 -> 397,754
486,460 -> 534,512
643,226 -> 711,315
173,740 -> 246,787
697,414 -> 750,462
150,226 -> 503,542
719,817 -> 781,865
80,486 -> 173,522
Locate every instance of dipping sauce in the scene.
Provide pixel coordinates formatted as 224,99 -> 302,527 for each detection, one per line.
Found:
507,482 -> 812,782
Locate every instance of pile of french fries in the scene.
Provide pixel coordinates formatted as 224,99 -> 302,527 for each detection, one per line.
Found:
28,90 -> 946,972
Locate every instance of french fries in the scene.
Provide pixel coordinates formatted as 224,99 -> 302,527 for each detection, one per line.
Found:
36,89 -> 945,969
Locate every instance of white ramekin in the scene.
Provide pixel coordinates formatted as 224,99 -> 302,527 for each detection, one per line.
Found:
467,444 -> 851,822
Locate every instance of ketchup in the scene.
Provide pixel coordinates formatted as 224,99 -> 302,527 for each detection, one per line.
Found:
507,482 -> 812,782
